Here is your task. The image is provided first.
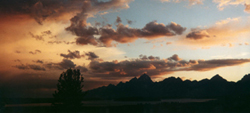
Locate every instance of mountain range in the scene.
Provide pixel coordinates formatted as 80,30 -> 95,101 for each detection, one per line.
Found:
84,73 -> 250,100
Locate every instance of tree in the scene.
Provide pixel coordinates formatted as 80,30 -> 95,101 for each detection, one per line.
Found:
52,69 -> 85,110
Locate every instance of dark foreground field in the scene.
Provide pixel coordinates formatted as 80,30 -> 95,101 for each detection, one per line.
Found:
2,96 -> 250,113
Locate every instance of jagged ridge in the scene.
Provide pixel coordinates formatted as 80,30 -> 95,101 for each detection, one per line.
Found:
85,73 -> 250,100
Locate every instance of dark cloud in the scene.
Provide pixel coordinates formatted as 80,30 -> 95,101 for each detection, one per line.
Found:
66,10 -> 99,45
148,56 -> 160,61
85,52 -> 99,60
13,64 -> 46,71
30,30 -> 55,41
14,59 -> 21,62
33,60 -> 44,64
142,21 -> 186,37
0,0 -> 87,25
139,54 -> 148,60
183,59 -> 250,71
66,0 -> 133,46
139,55 -> 160,61
168,54 -> 182,61
29,49 -> 41,54
13,64 -> 29,70
42,30 -> 52,35
48,41 -> 62,44
58,59 -> 76,69
126,19 -> 133,24
166,22 -> 187,35
99,21 -> 186,46
48,41 -> 75,45
75,35 -> 99,45
45,59 -> 76,70
116,16 -> 122,23
76,65 -> 88,73
94,21 -> 101,26
60,0 -> 185,47
35,50 -> 41,53
87,58 -> 187,79
186,29 -> 210,40
83,54 -> 250,80
29,32 -> 44,41
28,64 -> 46,71
15,50 -> 21,53
63,41 -> 75,45
60,50 -> 83,59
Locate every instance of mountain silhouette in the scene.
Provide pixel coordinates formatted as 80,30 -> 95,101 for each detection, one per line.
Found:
84,73 -> 250,100
137,73 -> 153,83
210,74 -> 227,82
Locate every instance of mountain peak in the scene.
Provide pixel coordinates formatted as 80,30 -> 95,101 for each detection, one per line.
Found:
129,77 -> 138,82
239,74 -> 250,82
210,74 -> 227,82
138,73 -> 153,83
163,77 -> 182,83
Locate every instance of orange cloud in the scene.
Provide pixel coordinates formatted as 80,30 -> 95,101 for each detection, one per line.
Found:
180,17 -> 250,47
213,0 -> 250,11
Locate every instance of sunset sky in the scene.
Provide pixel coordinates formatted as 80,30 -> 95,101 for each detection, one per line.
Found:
1,0 -> 250,98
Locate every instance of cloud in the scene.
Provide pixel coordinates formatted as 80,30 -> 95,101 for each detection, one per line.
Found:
85,52 -> 99,60
60,0 -> 185,46
29,30 -> 55,41
169,54 -> 182,61
181,17 -> 250,47
166,42 -> 172,45
116,16 -> 122,23
188,0 -> 204,6
83,54 -> 250,80
183,59 -> 250,71
48,41 -> 75,45
245,4 -> 250,13
139,55 -> 160,61
13,64 -> 46,71
213,0 -> 250,11
60,50 -> 84,59
45,59 -> 76,70
58,59 -> 76,69
28,64 -> 46,71
15,50 -> 21,54
99,21 -> 186,46
13,64 -> 29,70
186,29 -> 210,40
126,19 -> 133,24
29,32 -> 45,41
76,65 -> 88,73
0,0 -> 90,24
29,50 -> 42,55
14,59 -> 21,63
33,60 -> 44,64
65,0 -> 134,46
42,30 -> 52,35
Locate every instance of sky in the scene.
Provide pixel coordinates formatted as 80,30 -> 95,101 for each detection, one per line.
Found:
0,0 -> 250,98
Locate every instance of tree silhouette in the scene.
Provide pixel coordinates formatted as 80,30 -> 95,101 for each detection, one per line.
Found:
52,69 -> 85,111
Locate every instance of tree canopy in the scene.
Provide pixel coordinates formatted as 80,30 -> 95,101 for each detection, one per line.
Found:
52,69 -> 85,109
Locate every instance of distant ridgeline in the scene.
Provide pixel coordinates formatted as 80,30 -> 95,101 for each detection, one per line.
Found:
84,73 -> 250,100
